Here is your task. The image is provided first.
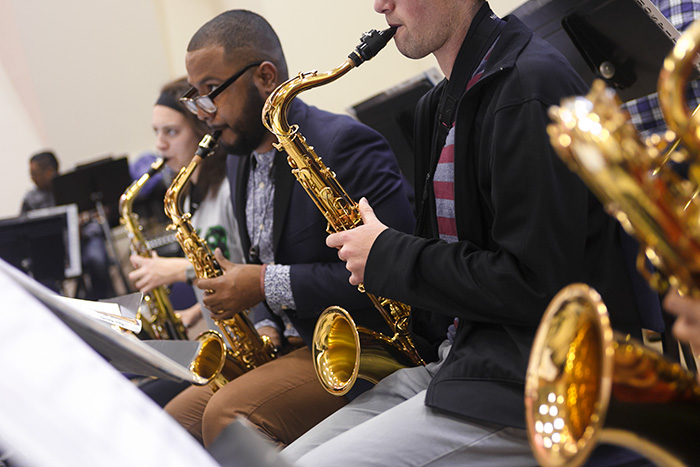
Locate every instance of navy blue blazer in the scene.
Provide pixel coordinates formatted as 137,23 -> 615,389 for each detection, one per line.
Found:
227,99 -> 415,346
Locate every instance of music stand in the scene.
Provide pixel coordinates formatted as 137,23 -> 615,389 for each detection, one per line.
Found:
53,156 -> 133,292
511,0 -> 697,102
351,69 -> 442,189
0,215 -> 64,291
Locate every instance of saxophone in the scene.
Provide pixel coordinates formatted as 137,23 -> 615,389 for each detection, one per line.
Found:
524,18 -> 700,467
262,27 -> 424,396
164,132 -> 277,391
119,157 -> 188,340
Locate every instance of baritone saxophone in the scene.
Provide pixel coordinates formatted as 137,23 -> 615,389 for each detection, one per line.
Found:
164,132 -> 277,391
119,157 -> 188,340
262,27 -> 425,397
525,17 -> 700,467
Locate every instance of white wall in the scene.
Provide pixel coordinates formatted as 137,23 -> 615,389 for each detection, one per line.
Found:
0,0 -> 525,219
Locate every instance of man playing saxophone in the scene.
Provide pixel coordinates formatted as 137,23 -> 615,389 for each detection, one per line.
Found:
164,10 -> 415,448
281,0 -> 654,466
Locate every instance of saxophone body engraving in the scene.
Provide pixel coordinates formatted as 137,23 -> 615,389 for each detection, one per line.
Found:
164,132 -> 277,391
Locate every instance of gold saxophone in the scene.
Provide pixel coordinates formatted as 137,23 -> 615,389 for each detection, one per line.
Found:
164,132 -> 277,391
526,283 -> 700,467
119,157 -> 188,340
262,27 -> 424,396
525,18 -> 700,467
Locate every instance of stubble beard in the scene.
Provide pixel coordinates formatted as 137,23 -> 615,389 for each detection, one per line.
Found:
220,82 -> 268,156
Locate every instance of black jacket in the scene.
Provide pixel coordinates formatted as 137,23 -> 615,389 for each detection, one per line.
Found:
227,99 -> 414,346
364,6 -> 645,428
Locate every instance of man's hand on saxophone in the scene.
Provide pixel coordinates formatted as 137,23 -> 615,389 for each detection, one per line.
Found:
326,197 -> 388,286
195,248 -> 265,319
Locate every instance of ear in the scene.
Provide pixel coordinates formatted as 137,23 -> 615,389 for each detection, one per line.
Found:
255,61 -> 279,95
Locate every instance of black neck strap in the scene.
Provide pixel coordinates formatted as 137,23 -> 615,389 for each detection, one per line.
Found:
429,3 -> 504,177
438,3 -> 503,129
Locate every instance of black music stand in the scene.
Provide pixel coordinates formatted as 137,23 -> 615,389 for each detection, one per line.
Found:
511,0 -> 696,102
0,214 -> 66,291
0,257 -> 201,382
53,156 -> 133,293
0,203 -> 83,294
53,156 -> 131,223
352,69 -> 442,189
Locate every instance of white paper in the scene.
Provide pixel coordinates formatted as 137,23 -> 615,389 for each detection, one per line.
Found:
55,295 -> 142,333
0,264 -> 219,467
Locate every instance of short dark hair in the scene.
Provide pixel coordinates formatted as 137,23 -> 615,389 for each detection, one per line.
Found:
30,151 -> 59,172
188,10 -> 288,81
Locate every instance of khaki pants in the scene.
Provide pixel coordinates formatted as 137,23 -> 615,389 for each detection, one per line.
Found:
164,346 -> 348,448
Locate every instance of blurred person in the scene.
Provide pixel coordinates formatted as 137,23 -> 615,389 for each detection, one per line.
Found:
21,151 -> 59,213
663,291 -> 700,354
128,77 -> 245,333
20,150 -> 114,300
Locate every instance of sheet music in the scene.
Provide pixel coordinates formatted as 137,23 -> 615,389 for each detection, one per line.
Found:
55,295 -> 143,333
0,263 -> 219,467
0,259 -> 204,384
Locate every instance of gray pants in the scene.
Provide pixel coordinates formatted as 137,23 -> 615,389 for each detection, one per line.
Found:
281,341 -> 537,467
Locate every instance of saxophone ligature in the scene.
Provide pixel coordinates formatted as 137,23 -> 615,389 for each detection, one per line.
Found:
525,17 -> 700,467
164,131 -> 277,391
119,157 -> 188,340
262,27 -> 425,396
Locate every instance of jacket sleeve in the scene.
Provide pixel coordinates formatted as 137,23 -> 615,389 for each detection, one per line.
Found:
365,92 -> 591,328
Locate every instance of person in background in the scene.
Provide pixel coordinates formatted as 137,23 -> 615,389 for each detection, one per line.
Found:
622,0 -> 700,137
21,151 -> 58,213
20,150 -> 115,300
663,292 -> 700,359
125,77 -> 245,407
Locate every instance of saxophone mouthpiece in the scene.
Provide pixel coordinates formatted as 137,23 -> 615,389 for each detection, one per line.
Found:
195,130 -> 222,158
349,26 -> 397,67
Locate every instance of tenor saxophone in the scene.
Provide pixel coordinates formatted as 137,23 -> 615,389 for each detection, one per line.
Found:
262,27 -> 425,396
164,132 -> 277,391
119,157 -> 188,340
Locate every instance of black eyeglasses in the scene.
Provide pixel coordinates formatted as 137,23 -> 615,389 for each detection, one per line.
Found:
180,61 -> 264,115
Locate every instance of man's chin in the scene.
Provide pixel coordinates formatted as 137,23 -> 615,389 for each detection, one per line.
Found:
216,129 -> 237,151
218,130 -> 257,156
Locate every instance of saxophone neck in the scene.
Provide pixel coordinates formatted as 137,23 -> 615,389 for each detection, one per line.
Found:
164,161 -> 196,224
120,158 -> 165,217
164,131 -> 221,223
263,61 -> 355,137
262,26 -> 396,138
120,158 -> 166,254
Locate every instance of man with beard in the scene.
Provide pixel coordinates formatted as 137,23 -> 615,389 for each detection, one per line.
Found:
164,9 -> 416,448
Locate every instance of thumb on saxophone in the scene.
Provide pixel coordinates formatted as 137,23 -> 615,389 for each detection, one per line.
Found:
358,197 -> 377,224
213,247 -> 233,270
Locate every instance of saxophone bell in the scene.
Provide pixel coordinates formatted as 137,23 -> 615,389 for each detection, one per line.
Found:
525,284 -> 700,467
